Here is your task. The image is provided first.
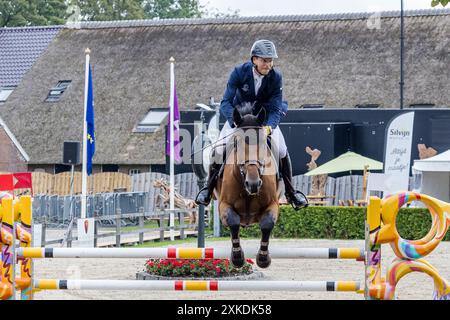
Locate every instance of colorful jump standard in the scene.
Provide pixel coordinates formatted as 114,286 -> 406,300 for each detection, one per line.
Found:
1,192 -> 449,300
0,196 -> 33,300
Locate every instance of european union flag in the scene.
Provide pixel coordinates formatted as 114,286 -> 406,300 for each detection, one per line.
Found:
86,64 -> 95,175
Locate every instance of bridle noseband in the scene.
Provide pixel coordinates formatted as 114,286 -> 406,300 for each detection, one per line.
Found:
233,126 -> 268,194
239,159 -> 265,178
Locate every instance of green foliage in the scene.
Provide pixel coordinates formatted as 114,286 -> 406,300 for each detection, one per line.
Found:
220,205 -> 450,241
73,0 -> 229,21
143,0 -> 202,19
0,0 -> 239,26
0,0 -> 68,27
432,0 -> 449,7
74,0 -> 145,21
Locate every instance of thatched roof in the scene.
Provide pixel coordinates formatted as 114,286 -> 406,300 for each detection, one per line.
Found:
1,9 -> 449,165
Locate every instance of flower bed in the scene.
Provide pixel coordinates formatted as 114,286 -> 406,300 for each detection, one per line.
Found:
144,258 -> 255,278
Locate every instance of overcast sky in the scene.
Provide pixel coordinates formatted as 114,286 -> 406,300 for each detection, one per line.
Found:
200,0 -> 443,16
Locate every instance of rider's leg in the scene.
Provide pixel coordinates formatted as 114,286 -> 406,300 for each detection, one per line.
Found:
195,162 -> 221,205
271,127 -> 309,210
195,122 -> 233,206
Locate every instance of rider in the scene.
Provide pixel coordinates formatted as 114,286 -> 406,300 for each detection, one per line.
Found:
195,39 -> 308,210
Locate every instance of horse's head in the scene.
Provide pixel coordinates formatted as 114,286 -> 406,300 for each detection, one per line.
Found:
232,103 -> 267,196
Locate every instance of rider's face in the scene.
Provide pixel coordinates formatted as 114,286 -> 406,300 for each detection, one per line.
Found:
253,57 -> 273,75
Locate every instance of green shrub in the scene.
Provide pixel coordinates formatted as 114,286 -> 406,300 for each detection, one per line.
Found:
219,205 -> 450,241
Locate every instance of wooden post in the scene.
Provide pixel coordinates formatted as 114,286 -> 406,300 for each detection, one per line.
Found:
159,214 -> 164,242
93,211 -> 98,248
41,216 -> 47,247
138,207 -> 144,245
180,210 -> 185,240
362,165 -> 369,203
67,225 -> 72,248
115,208 -> 121,247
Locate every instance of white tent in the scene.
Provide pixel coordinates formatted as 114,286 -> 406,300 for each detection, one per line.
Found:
412,150 -> 450,202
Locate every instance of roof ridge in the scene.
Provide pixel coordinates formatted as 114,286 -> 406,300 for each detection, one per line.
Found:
1,8 -> 449,31
0,25 -> 63,31
70,8 -> 450,29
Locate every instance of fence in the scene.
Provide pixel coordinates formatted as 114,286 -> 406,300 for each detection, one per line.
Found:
40,210 -> 199,248
31,172 -> 413,226
32,192 -> 150,226
32,172 -> 131,195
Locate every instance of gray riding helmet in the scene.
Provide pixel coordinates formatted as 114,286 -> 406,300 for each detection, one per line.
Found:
250,40 -> 278,59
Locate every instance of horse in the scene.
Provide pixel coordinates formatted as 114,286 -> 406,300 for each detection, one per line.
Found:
214,103 -> 282,268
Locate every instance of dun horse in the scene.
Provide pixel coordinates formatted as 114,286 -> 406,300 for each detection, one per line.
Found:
214,104 -> 282,268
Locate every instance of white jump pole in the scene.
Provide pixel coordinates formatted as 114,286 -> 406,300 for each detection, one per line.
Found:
34,279 -> 362,292
18,247 -> 364,260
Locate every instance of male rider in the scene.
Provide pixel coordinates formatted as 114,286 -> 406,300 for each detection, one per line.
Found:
195,39 -> 308,210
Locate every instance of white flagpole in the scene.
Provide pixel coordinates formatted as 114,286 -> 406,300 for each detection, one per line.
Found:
81,48 -> 90,219
169,57 -> 175,241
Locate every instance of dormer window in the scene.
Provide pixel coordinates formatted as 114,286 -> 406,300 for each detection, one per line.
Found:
45,80 -> 71,102
0,86 -> 16,103
134,108 -> 168,133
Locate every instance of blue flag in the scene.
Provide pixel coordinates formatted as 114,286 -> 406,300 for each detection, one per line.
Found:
86,64 -> 95,175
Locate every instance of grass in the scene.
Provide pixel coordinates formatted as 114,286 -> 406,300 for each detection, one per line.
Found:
101,219 -> 184,232
125,236 -> 235,248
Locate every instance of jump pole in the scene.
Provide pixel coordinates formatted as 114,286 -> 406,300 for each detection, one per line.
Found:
19,247 -> 364,260
34,279 -> 362,293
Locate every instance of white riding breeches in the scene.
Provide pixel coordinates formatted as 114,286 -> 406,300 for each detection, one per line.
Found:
213,122 -> 287,160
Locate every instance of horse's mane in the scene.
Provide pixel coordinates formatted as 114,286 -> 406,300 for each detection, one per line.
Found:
235,102 -> 255,117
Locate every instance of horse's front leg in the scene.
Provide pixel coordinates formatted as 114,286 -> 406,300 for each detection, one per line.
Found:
220,203 -> 245,268
256,203 -> 278,268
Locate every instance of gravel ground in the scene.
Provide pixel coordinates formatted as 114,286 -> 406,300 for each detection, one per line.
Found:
32,239 -> 449,300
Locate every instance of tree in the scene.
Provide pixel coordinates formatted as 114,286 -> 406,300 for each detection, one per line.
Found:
74,0 -> 145,21
202,6 -> 240,19
143,0 -> 202,19
0,0 -> 237,26
431,0 -> 449,6
0,0 -> 68,27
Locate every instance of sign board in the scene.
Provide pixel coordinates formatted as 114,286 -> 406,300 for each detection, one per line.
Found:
383,112 -> 415,192
32,224 -> 42,247
77,218 -> 95,247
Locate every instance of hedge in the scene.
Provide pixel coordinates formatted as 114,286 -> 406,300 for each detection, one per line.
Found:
216,205 -> 450,241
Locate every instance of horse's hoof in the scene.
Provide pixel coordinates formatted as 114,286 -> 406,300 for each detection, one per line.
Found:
230,248 -> 245,268
256,252 -> 271,268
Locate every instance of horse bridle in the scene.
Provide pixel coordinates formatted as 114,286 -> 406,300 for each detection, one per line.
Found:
239,159 -> 265,179
233,126 -> 268,182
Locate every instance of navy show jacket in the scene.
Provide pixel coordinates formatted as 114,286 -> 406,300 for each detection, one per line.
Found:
220,61 -> 288,129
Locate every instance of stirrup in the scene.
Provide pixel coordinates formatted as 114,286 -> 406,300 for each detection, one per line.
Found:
195,187 -> 212,206
286,191 -> 309,210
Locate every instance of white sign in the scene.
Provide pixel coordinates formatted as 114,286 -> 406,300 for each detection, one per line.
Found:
384,112 -> 415,193
77,218 -> 95,247
33,224 -> 42,247
367,172 -> 405,199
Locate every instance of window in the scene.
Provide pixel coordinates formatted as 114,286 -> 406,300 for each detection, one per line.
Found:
54,164 -> 72,174
129,169 -> 141,176
102,164 -> 119,172
45,80 -> 71,102
134,108 -> 168,133
0,86 -> 16,103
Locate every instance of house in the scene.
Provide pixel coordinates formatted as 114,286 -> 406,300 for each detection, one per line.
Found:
0,9 -> 449,174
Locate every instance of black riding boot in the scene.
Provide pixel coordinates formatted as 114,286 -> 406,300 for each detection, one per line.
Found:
195,163 -> 221,206
281,153 -> 309,210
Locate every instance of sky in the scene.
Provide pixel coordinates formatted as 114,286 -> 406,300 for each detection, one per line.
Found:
200,0 -> 444,17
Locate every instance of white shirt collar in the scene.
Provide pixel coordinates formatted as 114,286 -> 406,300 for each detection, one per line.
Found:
252,67 -> 265,95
